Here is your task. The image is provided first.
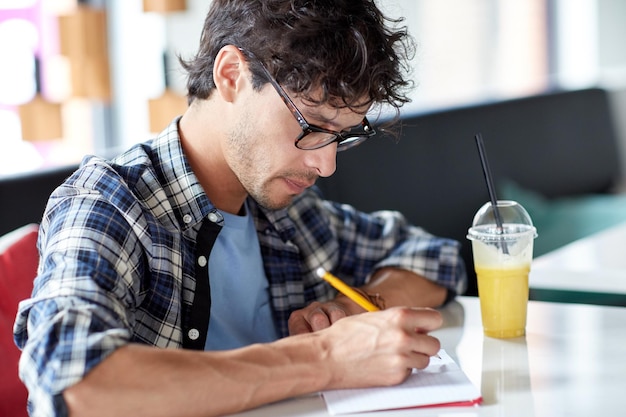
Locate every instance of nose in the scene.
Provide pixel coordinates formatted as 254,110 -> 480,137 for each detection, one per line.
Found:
304,143 -> 337,178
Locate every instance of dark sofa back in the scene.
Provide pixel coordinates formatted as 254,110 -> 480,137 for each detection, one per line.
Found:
317,88 -> 622,296
0,165 -> 78,236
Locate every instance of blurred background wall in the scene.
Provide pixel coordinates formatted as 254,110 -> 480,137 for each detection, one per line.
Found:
1,0 -> 626,179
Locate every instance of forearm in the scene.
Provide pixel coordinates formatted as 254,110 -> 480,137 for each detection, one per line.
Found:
65,304 -> 444,417
358,267 -> 448,309
64,340 -> 329,417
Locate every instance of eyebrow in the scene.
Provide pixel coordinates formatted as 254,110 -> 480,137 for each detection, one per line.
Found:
304,109 -> 364,132
306,111 -> 342,128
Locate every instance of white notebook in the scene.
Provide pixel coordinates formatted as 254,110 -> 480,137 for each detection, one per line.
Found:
322,350 -> 482,415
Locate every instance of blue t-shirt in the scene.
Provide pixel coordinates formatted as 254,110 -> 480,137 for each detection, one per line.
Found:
205,205 -> 279,350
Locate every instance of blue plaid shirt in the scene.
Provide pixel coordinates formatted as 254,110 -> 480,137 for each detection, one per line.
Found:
14,119 -> 466,417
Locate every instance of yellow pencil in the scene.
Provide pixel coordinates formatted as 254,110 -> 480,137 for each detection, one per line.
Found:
316,267 -> 379,312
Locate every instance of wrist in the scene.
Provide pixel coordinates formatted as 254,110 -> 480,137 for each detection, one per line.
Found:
335,288 -> 386,313
352,287 -> 386,310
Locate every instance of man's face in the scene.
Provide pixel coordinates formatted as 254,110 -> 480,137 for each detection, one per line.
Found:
224,83 -> 368,210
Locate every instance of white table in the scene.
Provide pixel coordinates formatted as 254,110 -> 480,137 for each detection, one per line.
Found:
529,221 -> 626,305
229,296 -> 626,417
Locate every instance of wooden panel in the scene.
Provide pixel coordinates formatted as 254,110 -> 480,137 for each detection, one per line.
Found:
143,0 -> 187,13
58,5 -> 110,100
18,96 -> 63,141
148,90 -> 188,133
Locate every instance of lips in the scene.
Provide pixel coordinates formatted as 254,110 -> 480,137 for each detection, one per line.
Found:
284,177 -> 315,194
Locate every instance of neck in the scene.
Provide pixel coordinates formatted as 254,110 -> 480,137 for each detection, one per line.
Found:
178,102 -> 247,215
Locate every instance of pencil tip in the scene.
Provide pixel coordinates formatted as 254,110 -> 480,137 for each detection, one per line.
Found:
315,267 -> 326,278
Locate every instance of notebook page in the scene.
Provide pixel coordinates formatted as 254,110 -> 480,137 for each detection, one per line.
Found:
322,350 -> 481,415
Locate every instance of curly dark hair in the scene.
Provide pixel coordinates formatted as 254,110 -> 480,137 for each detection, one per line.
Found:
180,0 -> 415,120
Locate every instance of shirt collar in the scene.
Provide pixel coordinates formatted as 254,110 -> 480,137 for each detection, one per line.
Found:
151,118 -> 214,231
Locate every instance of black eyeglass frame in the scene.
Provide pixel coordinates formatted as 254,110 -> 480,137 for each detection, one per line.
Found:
240,49 -> 376,151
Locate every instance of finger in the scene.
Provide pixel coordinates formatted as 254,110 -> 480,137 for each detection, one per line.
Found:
288,312 -> 312,335
308,307 -> 332,332
410,334 -> 441,366
326,303 -> 349,324
310,302 -> 350,330
402,307 -> 444,333
406,350 -> 436,370
382,333 -> 440,373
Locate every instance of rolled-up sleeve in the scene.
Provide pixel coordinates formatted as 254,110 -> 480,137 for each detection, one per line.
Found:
14,295 -> 130,417
13,184 -> 141,417
323,200 -> 467,295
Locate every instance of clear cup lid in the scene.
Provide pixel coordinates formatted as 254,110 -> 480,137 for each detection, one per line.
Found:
467,200 -> 537,241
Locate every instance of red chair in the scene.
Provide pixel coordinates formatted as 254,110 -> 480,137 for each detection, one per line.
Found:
0,224 -> 39,417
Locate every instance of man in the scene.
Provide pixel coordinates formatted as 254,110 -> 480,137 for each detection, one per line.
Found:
14,1 -> 467,416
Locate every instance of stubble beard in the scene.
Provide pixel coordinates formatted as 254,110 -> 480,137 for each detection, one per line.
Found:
226,124 -> 294,211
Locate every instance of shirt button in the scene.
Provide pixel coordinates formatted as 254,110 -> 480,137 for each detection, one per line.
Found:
197,255 -> 207,267
188,328 -> 200,340
207,212 -> 219,222
183,214 -> 192,224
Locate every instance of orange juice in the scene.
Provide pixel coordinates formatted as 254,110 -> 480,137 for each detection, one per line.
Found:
468,202 -> 537,338
475,265 -> 530,338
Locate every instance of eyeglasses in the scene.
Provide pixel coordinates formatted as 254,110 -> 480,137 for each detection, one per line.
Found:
248,54 -> 376,151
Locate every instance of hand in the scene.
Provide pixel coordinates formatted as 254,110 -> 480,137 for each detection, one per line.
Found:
317,307 -> 443,389
288,300 -> 353,335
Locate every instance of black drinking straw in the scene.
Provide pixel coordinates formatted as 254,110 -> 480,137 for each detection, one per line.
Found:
474,133 -> 509,254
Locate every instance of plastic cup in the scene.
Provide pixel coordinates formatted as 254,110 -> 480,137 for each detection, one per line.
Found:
467,200 -> 537,338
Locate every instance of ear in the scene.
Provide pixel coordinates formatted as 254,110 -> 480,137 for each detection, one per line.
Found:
213,45 -> 249,103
